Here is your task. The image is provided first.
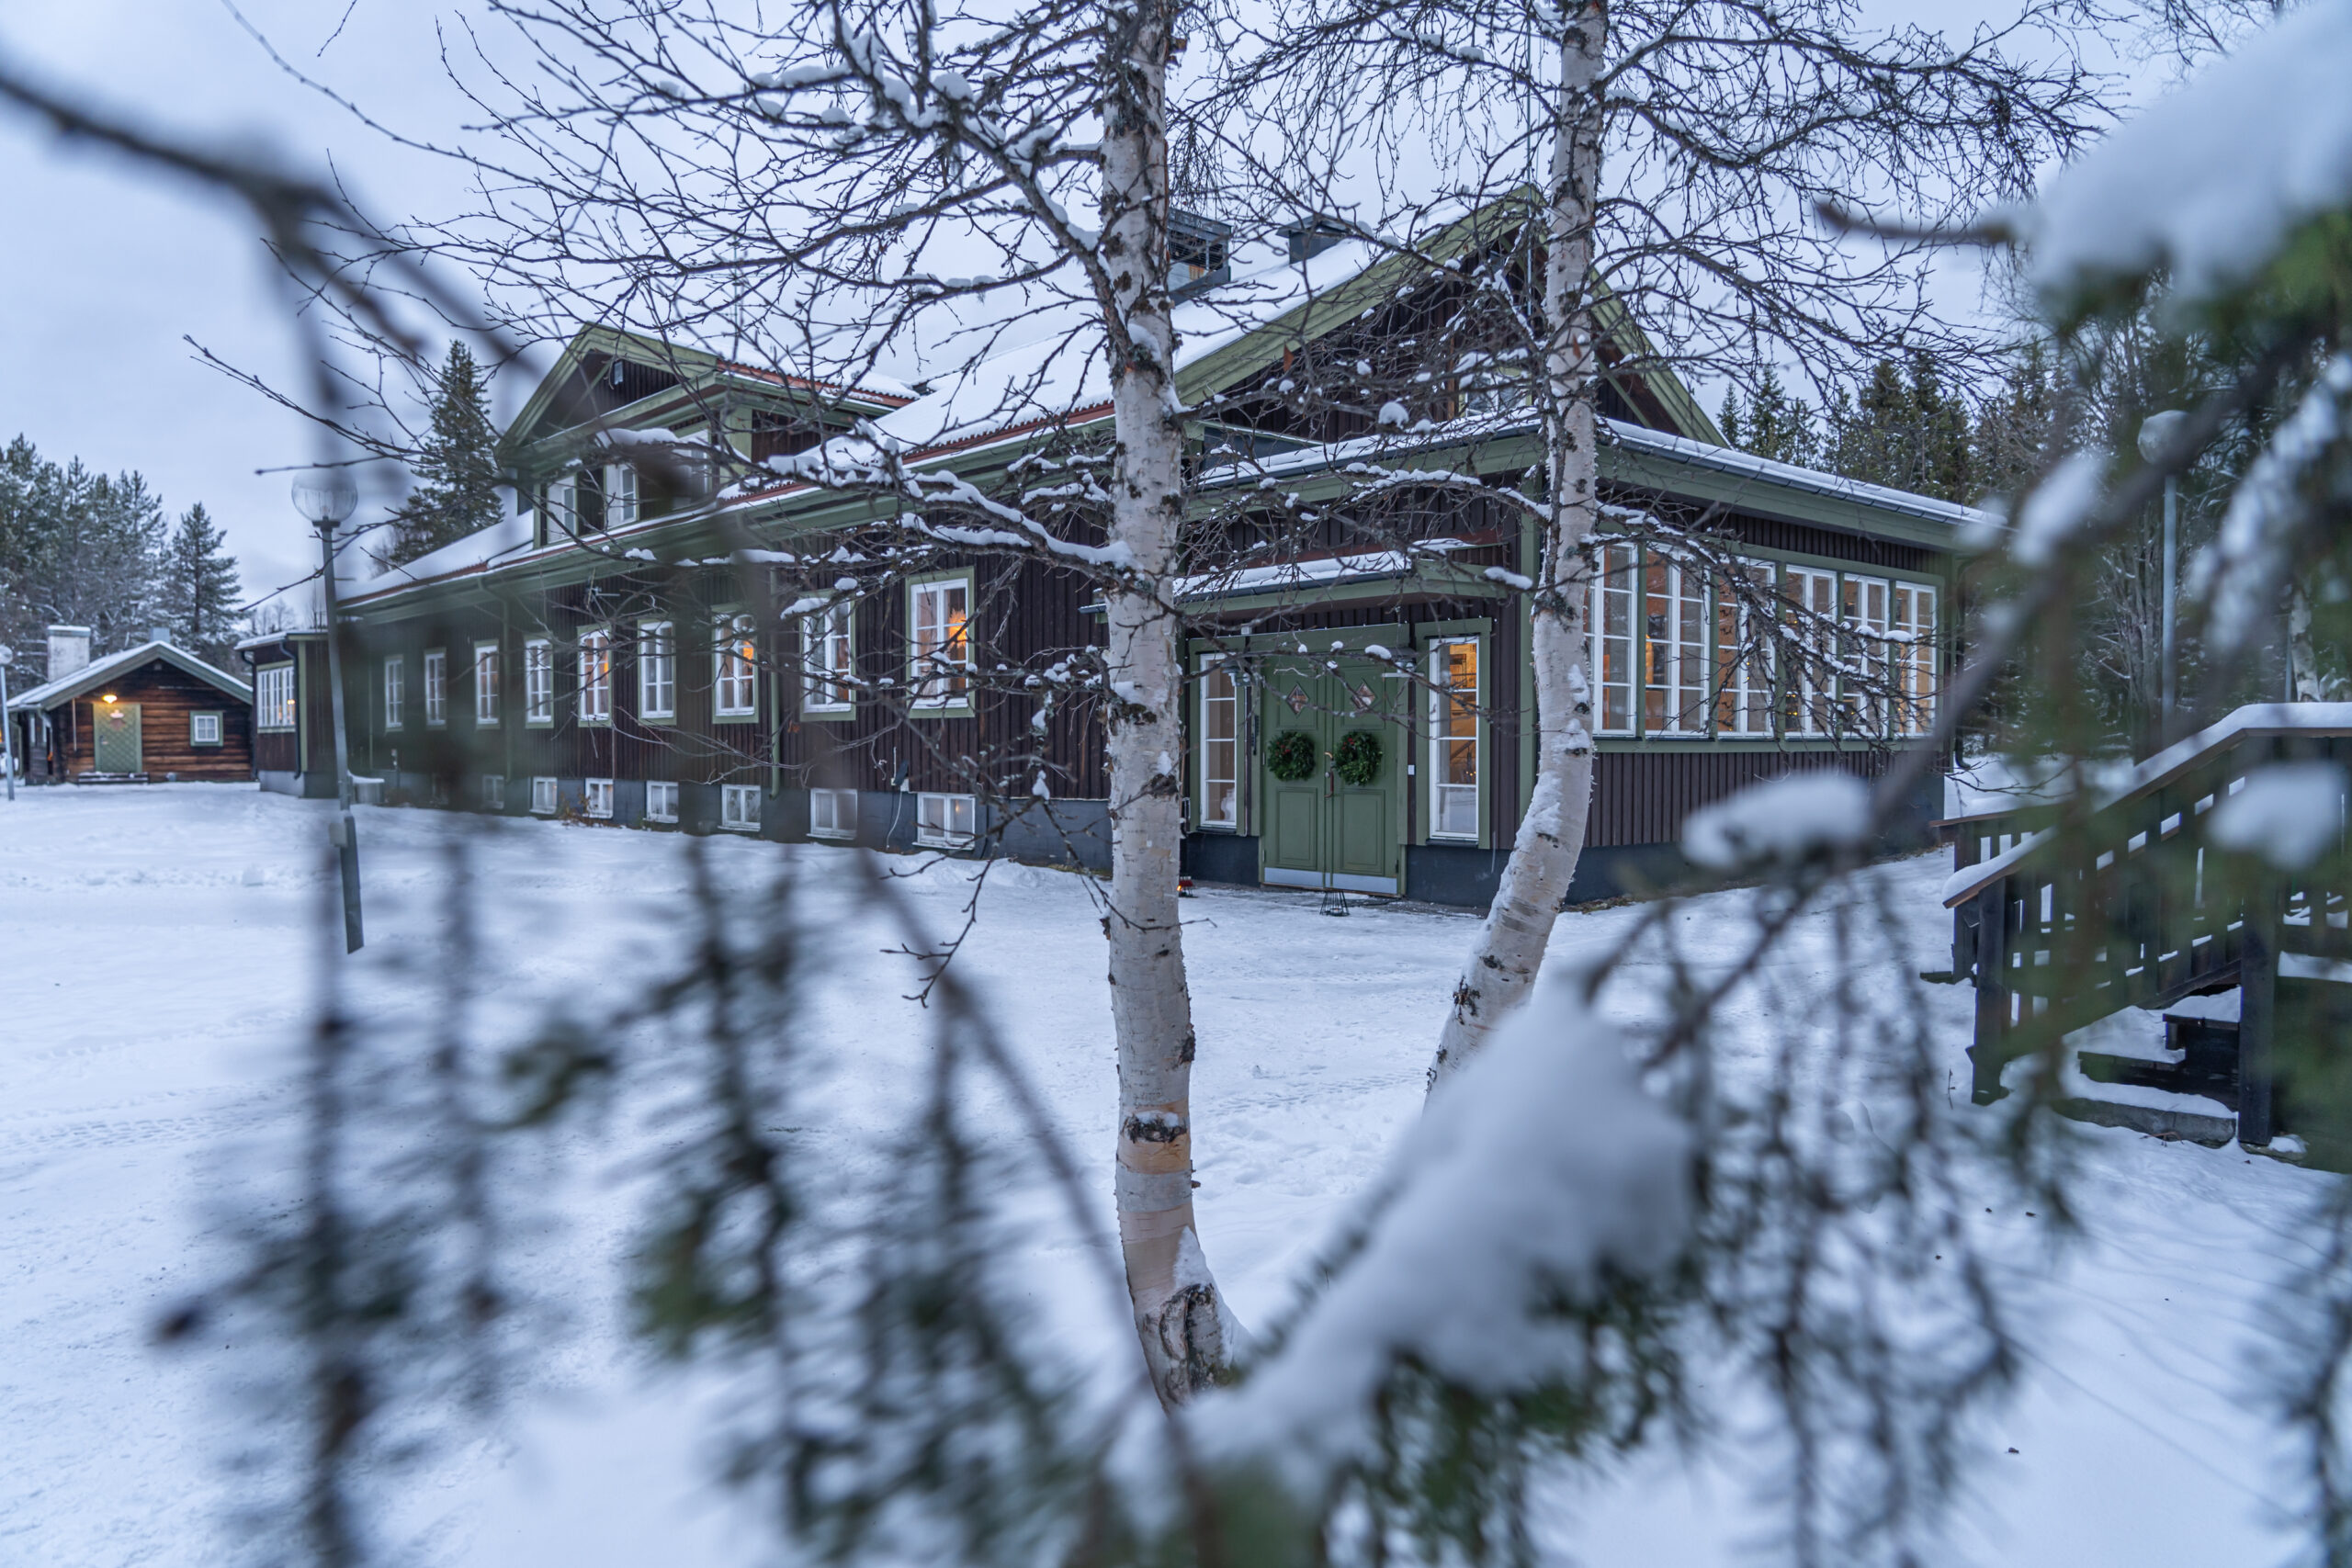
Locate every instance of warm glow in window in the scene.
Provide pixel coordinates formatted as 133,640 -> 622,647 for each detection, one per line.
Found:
910,580 -> 971,705
1430,639 -> 1480,839
1199,664 -> 1238,829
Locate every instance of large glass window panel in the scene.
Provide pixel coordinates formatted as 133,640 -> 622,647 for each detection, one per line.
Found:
1643,558 -> 1708,735
1589,542 -> 1637,735
1430,638 -> 1479,839
1199,664 -> 1238,829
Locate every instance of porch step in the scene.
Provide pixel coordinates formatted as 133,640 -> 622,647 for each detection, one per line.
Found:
71,772 -> 150,785
2052,1095 -> 2240,1147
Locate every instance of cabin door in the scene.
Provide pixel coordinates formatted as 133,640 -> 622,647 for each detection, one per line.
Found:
92,703 -> 142,773
1256,652 -> 1405,896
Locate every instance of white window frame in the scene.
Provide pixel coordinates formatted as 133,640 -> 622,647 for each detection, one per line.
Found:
256,664 -> 298,731
423,649 -> 447,728
1714,559 -> 1777,738
530,776 -> 558,815
645,780 -> 681,823
809,786 -> 857,840
915,791 -> 977,848
578,629 -> 613,725
189,710 -> 223,747
473,640 -> 501,726
908,575 -> 973,709
524,638 -> 554,725
480,773 -> 505,809
719,783 -> 762,832
638,620 -> 676,720
802,602 -> 854,715
1197,660 -> 1240,830
714,615 -> 759,718
1588,541 -> 1638,736
1841,574 -> 1893,736
583,777 -> 615,819
546,474 -> 578,536
1428,637 -> 1481,841
1892,581 -> 1939,738
604,462 -> 639,529
382,657 -> 404,730
1642,557 -> 1709,737
1782,567 -> 1838,739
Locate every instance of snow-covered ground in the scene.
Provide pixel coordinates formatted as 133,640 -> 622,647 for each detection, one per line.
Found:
0,786 -> 2325,1563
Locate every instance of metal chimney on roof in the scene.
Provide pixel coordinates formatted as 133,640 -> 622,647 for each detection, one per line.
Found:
46,626 -> 91,680
1279,218 -> 1351,264
150,625 -> 171,648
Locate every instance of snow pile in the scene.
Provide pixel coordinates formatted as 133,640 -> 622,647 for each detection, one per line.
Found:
1682,772 -> 1873,871
1201,980 -> 1690,1479
2211,761 -> 2346,868
2024,0 -> 2352,306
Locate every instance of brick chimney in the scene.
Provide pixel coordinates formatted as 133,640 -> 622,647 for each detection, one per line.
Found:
46,626 -> 91,681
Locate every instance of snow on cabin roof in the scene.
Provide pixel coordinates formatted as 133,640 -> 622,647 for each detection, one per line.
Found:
342,513 -> 540,599
7,640 -> 254,712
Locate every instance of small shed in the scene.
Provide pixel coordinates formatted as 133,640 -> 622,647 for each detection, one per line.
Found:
6,627 -> 255,784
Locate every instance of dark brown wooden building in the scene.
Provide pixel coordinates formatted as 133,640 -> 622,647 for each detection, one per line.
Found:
6,628 -> 254,784
237,628 -> 340,797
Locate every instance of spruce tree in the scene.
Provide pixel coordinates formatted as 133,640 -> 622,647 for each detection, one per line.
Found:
156,502 -> 243,665
389,343 -> 502,565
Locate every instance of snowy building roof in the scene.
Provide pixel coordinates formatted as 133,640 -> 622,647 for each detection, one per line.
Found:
6,641 -> 254,713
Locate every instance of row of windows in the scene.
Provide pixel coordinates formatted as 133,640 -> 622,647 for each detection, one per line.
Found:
377,579 -> 974,731
465,777 -> 975,849
1587,547 -> 1939,739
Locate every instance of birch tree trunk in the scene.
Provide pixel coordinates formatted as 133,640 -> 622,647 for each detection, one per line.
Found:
1430,4 -> 1608,1087
1098,0 -> 1231,1404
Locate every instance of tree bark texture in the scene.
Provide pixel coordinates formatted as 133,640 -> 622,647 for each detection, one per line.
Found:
1430,4 -> 1608,1088
1099,0 -> 1231,1405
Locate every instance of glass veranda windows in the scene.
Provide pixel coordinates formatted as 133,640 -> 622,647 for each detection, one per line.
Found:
1713,560 -> 1776,737
1430,639 -> 1479,840
1892,582 -> 1939,736
1643,558 -> 1708,735
1588,542 -> 1638,735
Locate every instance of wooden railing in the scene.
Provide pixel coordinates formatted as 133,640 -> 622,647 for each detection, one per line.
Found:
1942,705 -> 2352,1145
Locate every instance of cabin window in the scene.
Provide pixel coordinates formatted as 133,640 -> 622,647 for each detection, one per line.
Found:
1840,575 -> 1892,735
424,649 -> 447,728
1782,568 -> 1837,738
916,791 -> 976,848
524,639 -> 554,724
1713,560 -> 1777,737
908,576 -> 972,708
639,621 -> 676,720
256,663 -> 297,731
802,602 -> 854,714
474,641 -> 501,725
1197,662 -> 1238,829
578,630 -> 613,724
584,777 -> 615,819
714,615 -> 758,717
1643,558 -> 1708,736
546,475 -> 578,536
1892,581 -> 1939,736
189,711 -> 223,748
1429,638 -> 1480,840
530,776 -> 558,815
1587,542 -> 1637,735
810,787 -> 857,840
646,780 -> 681,823
382,658 -> 404,730
480,774 -> 505,810
719,784 -> 762,832
604,463 -> 639,529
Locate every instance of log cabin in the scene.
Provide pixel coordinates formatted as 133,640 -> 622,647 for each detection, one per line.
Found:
326,200 -> 1976,907
6,626 -> 254,784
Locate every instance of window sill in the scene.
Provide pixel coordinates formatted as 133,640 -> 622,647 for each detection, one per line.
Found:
914,834 -> 976,851
526,718 -> 555,729
809,828 -> 856,841
1428,831 -> 1479,844
801,705 -> 855,722
637,713 -> 677,727
1193,823 -> 1238,834
718,822 -> 759,834
910,702 -> 976,719
713,711 -> 760,724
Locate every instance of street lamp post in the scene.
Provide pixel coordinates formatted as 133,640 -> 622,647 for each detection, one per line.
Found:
292,468 -> 364,953
0,644 -> 16,802
2138,411 -> 2188,726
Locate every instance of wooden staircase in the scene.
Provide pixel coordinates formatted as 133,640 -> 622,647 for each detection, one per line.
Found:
1943,704 -> 2352,1150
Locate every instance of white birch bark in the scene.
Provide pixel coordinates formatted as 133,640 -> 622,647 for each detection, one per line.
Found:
1430,4 -> 1608,1087
1098,0 -> 1231,1404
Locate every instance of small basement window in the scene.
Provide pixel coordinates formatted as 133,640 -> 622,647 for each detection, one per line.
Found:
530,777 -> 558,815
189,711 -> 223,747
584,777 -> 615,819
916,791 -> 976,848
480,774 -> 505,810
809,787 -> 857,840
720,784 -> 762,832
646,781 -> 680,823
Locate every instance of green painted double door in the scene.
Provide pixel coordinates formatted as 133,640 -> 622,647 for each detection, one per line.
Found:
1258,650 -> 1406,896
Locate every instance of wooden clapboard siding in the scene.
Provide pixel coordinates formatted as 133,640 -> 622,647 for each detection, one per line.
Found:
46,659 -> 254,781
1586,746 -> 1891,850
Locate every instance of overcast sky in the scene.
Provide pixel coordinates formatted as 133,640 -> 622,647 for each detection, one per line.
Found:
0,0 -> 2167,617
